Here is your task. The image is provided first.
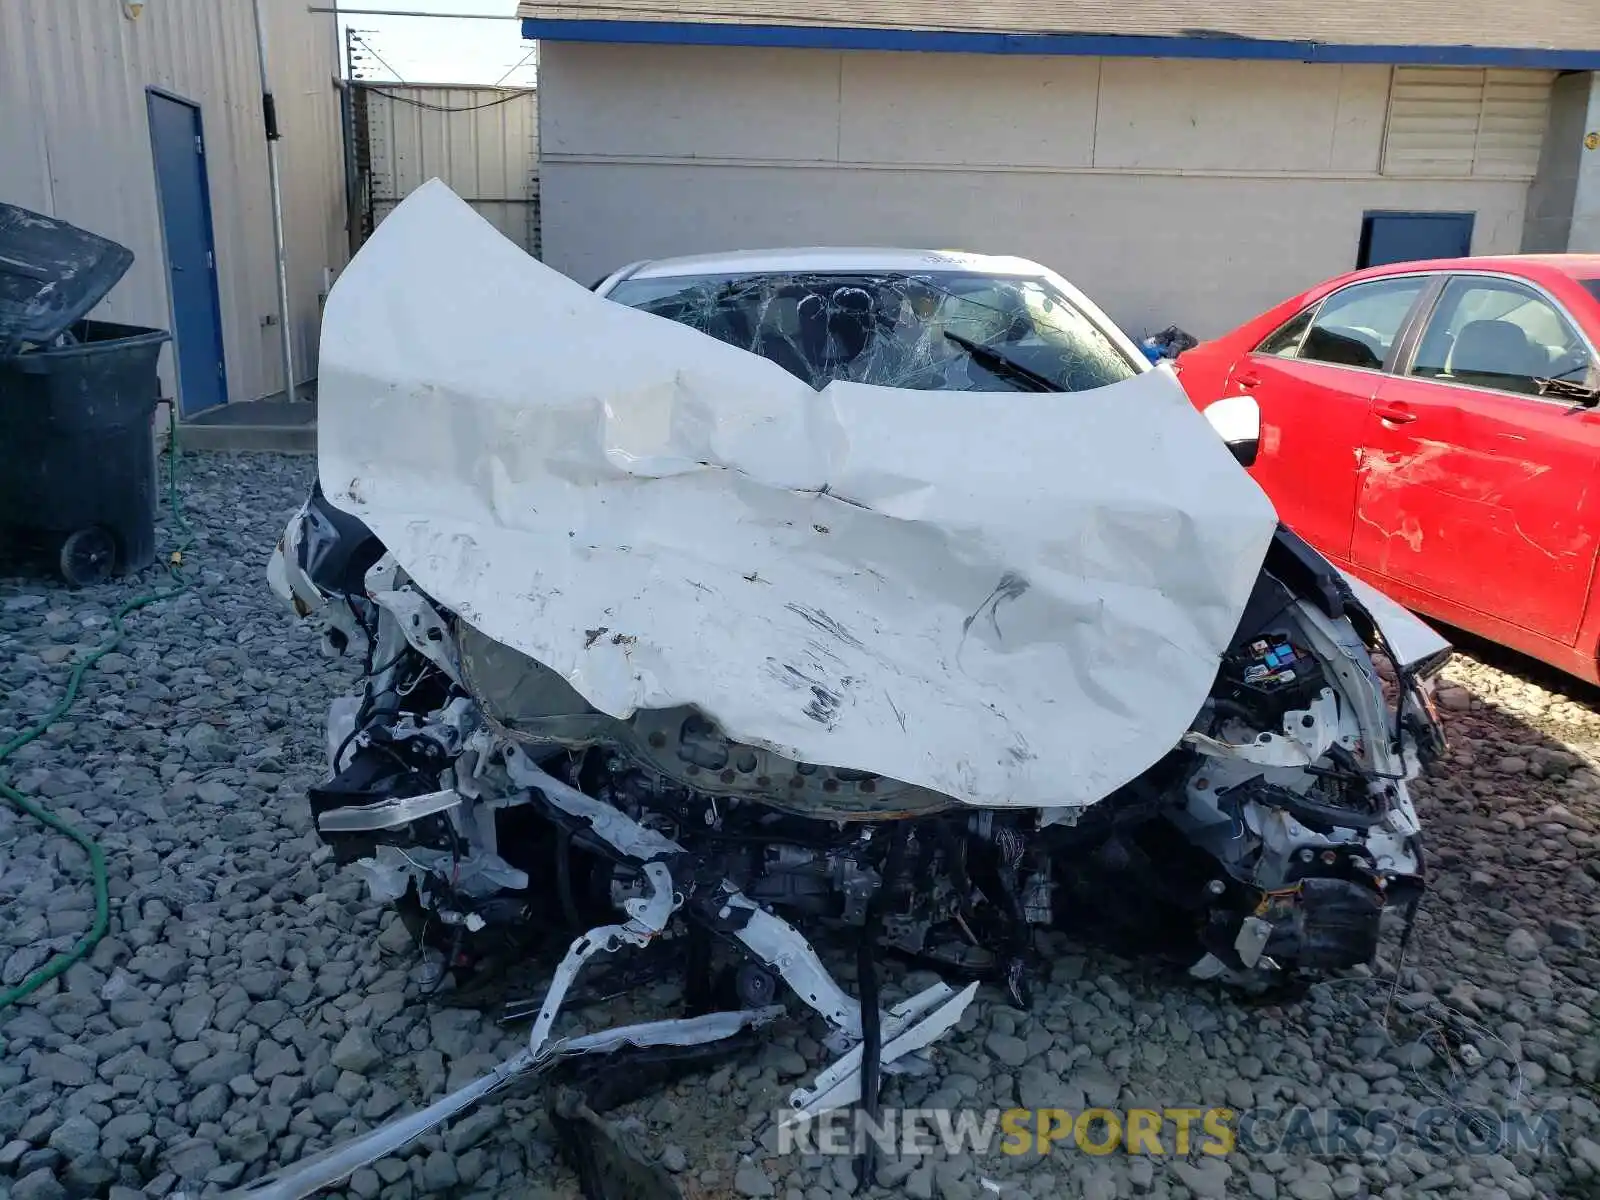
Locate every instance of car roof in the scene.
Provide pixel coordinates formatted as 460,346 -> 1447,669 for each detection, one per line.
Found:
615,247 -> 1057,281
1348,253 -> 1600,285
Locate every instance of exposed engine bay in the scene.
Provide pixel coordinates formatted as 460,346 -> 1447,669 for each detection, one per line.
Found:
274,490 -> 1441,1007
230,182 -> 1450,1200
243,494 -> 1448,1200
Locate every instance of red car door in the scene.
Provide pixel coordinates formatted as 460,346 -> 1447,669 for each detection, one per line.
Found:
1350,272 -> 1600,645
1220,274 -> 1432,561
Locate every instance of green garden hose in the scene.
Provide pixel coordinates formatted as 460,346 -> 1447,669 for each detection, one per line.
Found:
0,407 -> 191,1012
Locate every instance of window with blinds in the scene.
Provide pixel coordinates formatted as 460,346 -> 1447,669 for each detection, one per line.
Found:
1381,66 -> 1555,179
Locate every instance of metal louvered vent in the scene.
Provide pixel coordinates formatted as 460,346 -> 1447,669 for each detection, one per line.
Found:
1381,66 -> 1554,179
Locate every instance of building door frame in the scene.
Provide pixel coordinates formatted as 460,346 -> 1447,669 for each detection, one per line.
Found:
1357,211 -> 1476,270
146,87 -> 228,416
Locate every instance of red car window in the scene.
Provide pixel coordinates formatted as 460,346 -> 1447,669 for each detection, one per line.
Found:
1410,277 -> 1591,396
1259,277 -> 1428,371
1255,308 -> 1315,357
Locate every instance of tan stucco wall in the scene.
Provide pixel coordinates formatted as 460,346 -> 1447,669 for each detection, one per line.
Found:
539,43 -> 1538,339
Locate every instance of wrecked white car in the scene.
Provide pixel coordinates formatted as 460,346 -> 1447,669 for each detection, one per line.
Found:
243,181 -> 1449,1198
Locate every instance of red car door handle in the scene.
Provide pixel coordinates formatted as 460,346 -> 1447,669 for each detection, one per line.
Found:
1374,403 -> 1417,425
1234,372 -> 1261,389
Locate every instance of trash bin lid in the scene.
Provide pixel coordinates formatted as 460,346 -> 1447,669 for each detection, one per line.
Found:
0,203 -> 135,358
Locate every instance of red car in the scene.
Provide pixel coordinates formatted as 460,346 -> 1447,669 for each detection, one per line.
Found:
1179,255 -> 1600,683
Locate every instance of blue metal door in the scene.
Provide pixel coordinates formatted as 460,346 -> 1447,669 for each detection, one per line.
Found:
1357,211 -> 1475,270
147,90 -> 227,416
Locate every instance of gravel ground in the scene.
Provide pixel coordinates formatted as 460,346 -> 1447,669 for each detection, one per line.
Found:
1,450 -> 1597,1200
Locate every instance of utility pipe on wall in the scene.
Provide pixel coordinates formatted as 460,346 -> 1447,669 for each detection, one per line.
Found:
252,0 -> 298,402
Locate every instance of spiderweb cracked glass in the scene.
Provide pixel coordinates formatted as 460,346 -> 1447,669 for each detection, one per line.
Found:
606,270 -> 1138,394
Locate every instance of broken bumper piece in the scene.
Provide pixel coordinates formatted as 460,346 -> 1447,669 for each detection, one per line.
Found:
214,1008 -> 783,1200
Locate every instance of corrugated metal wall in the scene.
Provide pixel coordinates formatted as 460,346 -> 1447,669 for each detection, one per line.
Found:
359,85 -> 540,256
0,0 -> 347,407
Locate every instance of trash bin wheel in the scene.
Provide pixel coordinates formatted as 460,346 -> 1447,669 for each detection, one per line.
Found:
59,526 -> 116,587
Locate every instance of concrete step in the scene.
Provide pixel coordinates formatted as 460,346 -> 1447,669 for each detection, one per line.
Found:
177,397 -> 317,454
178,421 -> 316,454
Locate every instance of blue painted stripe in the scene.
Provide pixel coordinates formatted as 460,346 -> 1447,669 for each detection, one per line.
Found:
520,17 -> 1600,68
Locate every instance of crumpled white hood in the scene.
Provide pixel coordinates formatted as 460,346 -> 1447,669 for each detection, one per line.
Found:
316,181 -> 1280,810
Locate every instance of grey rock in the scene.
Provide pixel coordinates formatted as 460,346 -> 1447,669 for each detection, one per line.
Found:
11,1168 -> 67,1200
46,1115 -> 99,1160
165,1137 -> 221,1179
16,1149 -> 61,1177
228,1073 -> 259,1097
62,1155 -> 118,1194
237,969 -> 279,999
133,950 -> 187,986
4,946 -> 53,987
376,920 -> 415,955
30,1053 -> 93,1087
376,1158 -> 409,1184
363,1082 -> 403,1119
1548,918 -> 1588,949
1391,1042 -> 1434,1071
253,1039 -> 300,1082
661,1145 -> 689,1173
171,995 -> 215,1041
187,1050 -> 252,1087
456,1147 -> 487,1186
421,1150 -> 459,1191
444,1107 -> 501,1154
170,1041 -> 212,1073
1068,1067 -> 1120,1107
188,1083 -> 230,1123
1017,1067 -> 1080,1111
309,1092 -> 350,1125
1505,929 -> 1541,961
102,1112 -> 152,1142
108,997 -> 159,1028
1172,1159 -> 1231,1199
735,1159 -> 776,1197
331,1027 -> 382,1074
984,1033 -> 1029,1068
766,1047 -> 808,1077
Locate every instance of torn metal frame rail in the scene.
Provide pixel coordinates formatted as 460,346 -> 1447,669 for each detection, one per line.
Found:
505,753 -> 869,1040
227,748 -> 981,1200
507,756 -> 980,1111
214,1008 -> 784,1200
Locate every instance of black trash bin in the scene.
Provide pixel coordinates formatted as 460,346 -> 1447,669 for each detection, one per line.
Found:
0,203 -> 171,587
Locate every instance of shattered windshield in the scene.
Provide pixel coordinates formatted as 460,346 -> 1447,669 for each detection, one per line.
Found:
605,270 -> 1139,393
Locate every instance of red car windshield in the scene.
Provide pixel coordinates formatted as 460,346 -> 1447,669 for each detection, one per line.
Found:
1584,279 -> 1600,306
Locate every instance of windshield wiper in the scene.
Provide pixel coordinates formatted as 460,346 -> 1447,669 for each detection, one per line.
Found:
943,331 -> 1060,393
1536,376 -> 1600,406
